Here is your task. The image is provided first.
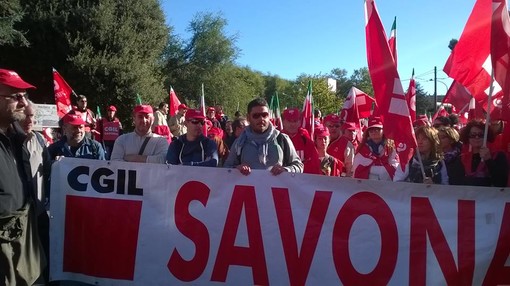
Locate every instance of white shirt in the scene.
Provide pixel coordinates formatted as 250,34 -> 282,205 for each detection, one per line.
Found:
110,132 -> 168,163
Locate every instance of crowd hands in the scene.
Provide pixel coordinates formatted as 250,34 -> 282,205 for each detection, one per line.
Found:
1,68 -> 510,285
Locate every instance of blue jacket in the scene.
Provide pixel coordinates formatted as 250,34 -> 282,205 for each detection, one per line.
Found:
166,135 -> 218,167
48,136 -> 105,160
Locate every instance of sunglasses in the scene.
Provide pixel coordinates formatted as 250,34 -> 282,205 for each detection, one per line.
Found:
188,119 -> 204,125
0,92 -> 27,101
469,132 -> 484,139
251,112 -> 269,119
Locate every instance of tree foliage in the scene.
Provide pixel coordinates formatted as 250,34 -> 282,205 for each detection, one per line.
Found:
0,0 -> 168,128
0,0 -> 29,47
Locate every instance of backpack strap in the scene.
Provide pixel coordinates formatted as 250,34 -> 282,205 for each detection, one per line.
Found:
138,137 -> 151,155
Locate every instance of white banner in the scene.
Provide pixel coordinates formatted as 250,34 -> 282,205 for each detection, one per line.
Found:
50,158 -> 510,285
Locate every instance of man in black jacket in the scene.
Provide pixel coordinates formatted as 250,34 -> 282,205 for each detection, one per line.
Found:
0,68 -> 46,285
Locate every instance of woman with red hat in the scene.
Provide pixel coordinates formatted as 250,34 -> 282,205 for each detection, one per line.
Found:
353,117 -> 399,181
314,124 -> 343,176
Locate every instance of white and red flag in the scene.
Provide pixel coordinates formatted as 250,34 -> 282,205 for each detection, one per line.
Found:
168,86 -> 182,117
52,68 -> 74,118
365,0 -> 416,171
200,83 -> 207,136
443,0 -> 501,104
301,80 -> 314,139
405,69 -> 416,122
340,87 -> 375,141
491,0 -> 510,121
388,16 -> 397,67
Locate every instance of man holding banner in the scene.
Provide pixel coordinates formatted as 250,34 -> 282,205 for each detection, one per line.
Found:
0,69 -> 46,285
224,98 -> 303,175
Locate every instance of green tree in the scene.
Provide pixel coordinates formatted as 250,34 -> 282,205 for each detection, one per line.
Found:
349,67 -> 374,97
413,82 -> 433,115
0,0 -> 29,46
291,74 -> 343,115
329,68 -> 351,98
0,0 -> 169,129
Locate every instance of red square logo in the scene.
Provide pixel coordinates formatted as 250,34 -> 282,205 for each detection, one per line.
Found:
63,196 -> 142,280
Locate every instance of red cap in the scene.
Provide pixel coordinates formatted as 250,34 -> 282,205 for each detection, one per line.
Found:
208,127 -> 224,138
342,122 -> 357,131
185,109 -> 206,120
108,105 -> 117,111
282,108 -> 301,121
315,124 -> 330,137
323,114 -> 342,124
63,114 -> 86,126
368,117 -> 383,129
133,104 -> 153,114
0,69 -> 35,89
178,103 -> 188,110
207,107 -> 216,112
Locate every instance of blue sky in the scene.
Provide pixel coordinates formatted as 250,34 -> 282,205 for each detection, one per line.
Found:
163,0 -> 475,96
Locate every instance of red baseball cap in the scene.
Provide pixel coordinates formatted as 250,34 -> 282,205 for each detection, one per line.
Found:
108,105 -> 117,111
185,109 -> 206,120
0,69 -> 35,89
323,114 -> 342,124
368,117 -> 383,129
133,104 -> 153,114
63,114 -> 86,126
282,108 -> 301,121
178,103 -> 188,110
315,124 -> 330,137
207,107 -> 216,112
342,122 -> 357,131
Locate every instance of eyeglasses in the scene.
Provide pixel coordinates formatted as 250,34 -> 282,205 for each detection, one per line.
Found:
188,119 -> 204,125
469,132 -> 484,139
0,92 -> 27,101
251,112 -> 269,119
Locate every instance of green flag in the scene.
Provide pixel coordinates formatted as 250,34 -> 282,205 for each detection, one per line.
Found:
136,93 -> 142,105
96,106 -> 102,119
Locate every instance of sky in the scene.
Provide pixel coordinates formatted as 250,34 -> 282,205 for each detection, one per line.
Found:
163,0 -> 476,96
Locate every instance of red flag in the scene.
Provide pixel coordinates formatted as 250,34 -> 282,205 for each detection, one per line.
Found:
442,81 -> 473,113
491,0 -> 510,121
443,0 -> 499,103
432,105 -> 449,122
365,0 -> 416,171
168,86 -> 182,117
388,17 -> 397,67
405,69 -> 416,122
301,81 -> 314,139
340,87 -> 375,142
52,68 -> 74,118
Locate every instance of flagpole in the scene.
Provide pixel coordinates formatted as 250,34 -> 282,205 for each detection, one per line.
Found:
414,149 -> 428,183
483,69 -> 495,148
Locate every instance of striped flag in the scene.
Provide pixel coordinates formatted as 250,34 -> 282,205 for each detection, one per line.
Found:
388,16 -> 397,67
301,80 -> 314,139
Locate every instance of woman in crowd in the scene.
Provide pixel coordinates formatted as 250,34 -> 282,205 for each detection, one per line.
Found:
453,120 -> 508,187
437,126 -> 464,185
394,126 -> 448,184
353,117 -> 399,181
314,125 -> 343,176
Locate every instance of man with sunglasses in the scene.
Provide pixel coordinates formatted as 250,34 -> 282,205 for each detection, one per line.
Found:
110,104 -> 168,163
224,98 -> 303,175
0,69 -> 46,285
166,109 -> 218,166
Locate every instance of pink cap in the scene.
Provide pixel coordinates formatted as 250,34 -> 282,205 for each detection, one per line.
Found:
108,105 -> 117,111
367,117 -> 383,129
315,125 -> 330,137
342,122 -> 357,131
185,109 -> 206,120
0,69 -> 35,89
282,108 -> 301,121
178,103 -> 188,110
63,114 -> 86,126
133,104 -> 153,114
323,114 -> 342,124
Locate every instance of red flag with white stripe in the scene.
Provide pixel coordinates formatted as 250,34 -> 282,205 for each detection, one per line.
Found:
52,68 -> 74,118
365,0 -> 416,171
405,69 -> 416,122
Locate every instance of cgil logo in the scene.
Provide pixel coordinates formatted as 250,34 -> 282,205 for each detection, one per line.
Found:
67,166 -> 143,196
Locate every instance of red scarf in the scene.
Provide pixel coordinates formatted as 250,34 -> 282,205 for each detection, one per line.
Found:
354,143 -> 396,180
460,148 -> 489,178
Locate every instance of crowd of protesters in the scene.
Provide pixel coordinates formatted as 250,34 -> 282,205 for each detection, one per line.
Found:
0,66 -> 509,285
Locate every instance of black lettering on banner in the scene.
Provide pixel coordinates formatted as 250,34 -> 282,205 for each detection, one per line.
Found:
117,169 -> 126,195
128,170 -> 143,196
91,168 -> 115,193
67,166 -> 89,192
